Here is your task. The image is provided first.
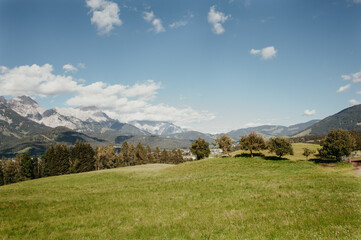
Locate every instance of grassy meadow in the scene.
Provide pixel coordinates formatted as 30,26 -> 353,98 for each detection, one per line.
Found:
231,142 -> 321,161
1,148 -> 361,239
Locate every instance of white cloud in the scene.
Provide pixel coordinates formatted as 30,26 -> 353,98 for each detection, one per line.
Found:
250,49 -> 261,55
143,10 -> 165,33
349,99 -> 360,106
353,0 -> 361,3
0,64 -> 79,97
66,80 -> 213,124
303,109 -> 316,116
207,6 -> 230,35
340,70 -> 361,83
250,46 -> 277,60
169,12 -> 194,29
341,74 -> 351,81
336,84 -> 351,93
63,64 -> 78,73
143,11 -> 154,22
352,71 -> 361,83
243,122 -> 268,128
77,63 -> 86,69
86,0 -> 122,35
169,21 -> 188,29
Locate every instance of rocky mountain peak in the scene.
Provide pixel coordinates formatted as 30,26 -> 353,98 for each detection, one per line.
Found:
10,95 -> 39,107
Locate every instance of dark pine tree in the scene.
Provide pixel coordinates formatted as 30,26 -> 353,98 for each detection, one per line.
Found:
42,144 -> 56,176
135,142 -> 147,165
146,145 -> 155,163
0,157 -> 4,186
20,152 -> 34,180
70,141 -> 95,173
121,141 -> 130,166
160,149 -> 169,163
54,144 -> 70,175
153,147 -> 161,163
128,143 -> 136,166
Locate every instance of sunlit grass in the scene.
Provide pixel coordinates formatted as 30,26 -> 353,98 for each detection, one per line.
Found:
232,143 -> 320,161
0,156 -> 360,239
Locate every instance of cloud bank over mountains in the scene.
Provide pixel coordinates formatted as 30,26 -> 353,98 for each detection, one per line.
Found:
0,64 -> 214,125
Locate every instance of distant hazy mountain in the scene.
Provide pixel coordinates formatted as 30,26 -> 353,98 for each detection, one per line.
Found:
226,120 -> 319,139
129,120 -> 186,135
114,135 -> 192,150
294,105 -> 361,136
166,131 -> 215,143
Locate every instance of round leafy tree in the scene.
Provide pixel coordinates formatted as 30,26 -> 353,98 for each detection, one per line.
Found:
318,129 -> 355,161
302,148 -> 315,161
215,135 -> 233,155
190,138 -> 210,160
268,137 -> 294,159
239,131 -> 266,158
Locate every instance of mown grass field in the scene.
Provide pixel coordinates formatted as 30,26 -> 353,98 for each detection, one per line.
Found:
1,154 -> 360,239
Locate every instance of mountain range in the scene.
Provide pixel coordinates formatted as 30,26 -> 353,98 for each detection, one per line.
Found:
225,120 -> 320,139
294,104 -> 361,137
1,95 -> 360,156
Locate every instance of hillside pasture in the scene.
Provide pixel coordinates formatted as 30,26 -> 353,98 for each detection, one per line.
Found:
1,156 -> 360,239
232,143 -> 320,161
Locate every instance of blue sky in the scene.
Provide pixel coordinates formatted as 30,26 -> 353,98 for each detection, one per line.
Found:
0,0 -> 361,133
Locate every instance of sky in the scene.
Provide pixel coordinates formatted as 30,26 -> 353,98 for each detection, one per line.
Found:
0,0 -> 361,133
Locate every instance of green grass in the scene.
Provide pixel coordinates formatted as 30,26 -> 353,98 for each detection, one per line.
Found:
0,157 -> 360,239
232,143 -> 320,161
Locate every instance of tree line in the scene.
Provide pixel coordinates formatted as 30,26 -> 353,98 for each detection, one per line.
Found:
1,129 -> 359,186
191,129 -> 361,161
0,141 -> 185,186
190,132 -> 294,160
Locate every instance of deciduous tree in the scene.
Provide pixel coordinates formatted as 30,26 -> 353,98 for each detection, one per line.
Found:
239,132 -> 266,158
302,148 -> 315,161
215,135 -> 233,155
318,129 -> 356,161
190,138 -> 210,160
268,137 -> 294,159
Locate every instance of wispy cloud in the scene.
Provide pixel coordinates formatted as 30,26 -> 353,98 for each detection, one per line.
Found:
336,84 -> 351,93
250,46 -> 277,60
303,109 -> 316,116
243,122 -> 269,128
260,16 -> 275,23
77,63 -> 86,69
86,0 -> 122,35
208,6 -> 230,35
349,99 -> 360,106
169,12 -> 194,29
341,74 -> 351,80
143,10 -> 165,33
63,64 -> 78,73
341,70 -> 361,83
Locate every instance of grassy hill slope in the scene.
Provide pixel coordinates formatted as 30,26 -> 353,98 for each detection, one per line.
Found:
0,158 -> 360,239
